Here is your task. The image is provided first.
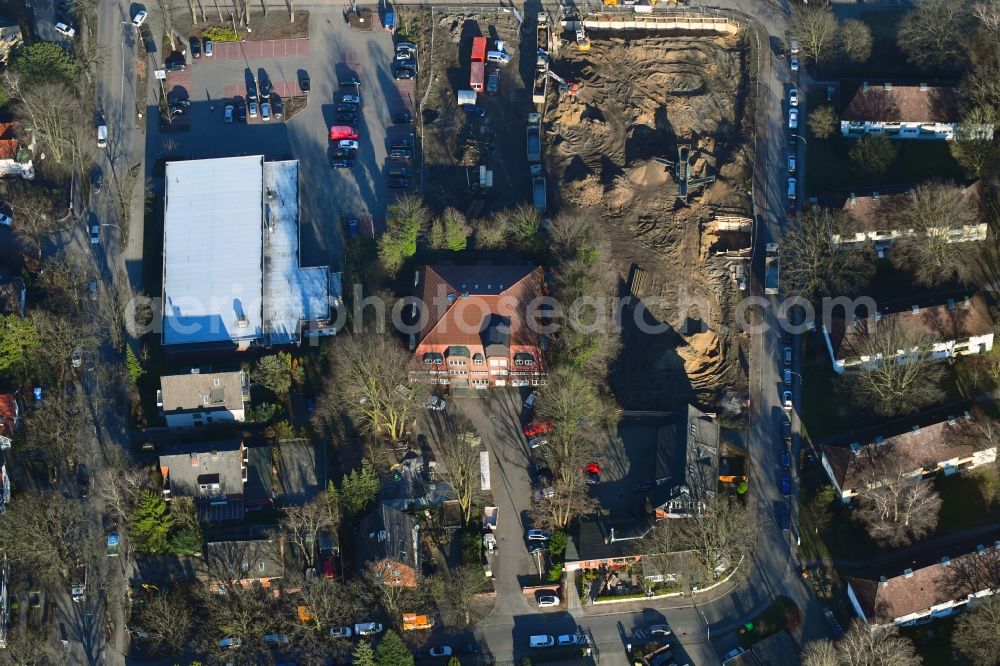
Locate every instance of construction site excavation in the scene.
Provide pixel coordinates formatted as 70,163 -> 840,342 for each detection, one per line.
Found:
415,9 -> 756,413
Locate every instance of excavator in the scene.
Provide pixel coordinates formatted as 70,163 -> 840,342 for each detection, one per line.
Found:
547,69 -> 581,96
576,23 -> 591,51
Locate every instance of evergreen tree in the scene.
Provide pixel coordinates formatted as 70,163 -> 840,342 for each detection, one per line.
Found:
130,490 -> 174,554
374,630 -> 414,666
353,640 -> 377,666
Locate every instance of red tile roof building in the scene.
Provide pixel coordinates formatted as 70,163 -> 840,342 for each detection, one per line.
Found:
410,265 -> 547,389
840,83 -> 963,140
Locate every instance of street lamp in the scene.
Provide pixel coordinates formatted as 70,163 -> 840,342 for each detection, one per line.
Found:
790,133 -> 808,146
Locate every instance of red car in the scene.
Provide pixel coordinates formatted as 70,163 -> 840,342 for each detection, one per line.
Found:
585,462 -> 601,475
523,419 -> 554,438
329,125 -> 359,141
322,558 -> 334,579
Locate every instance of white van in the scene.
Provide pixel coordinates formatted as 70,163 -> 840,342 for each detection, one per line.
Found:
97,124 -> 107,148
529,635 -> 555,648
486,50 -> 510,65
790,38 -> 799,55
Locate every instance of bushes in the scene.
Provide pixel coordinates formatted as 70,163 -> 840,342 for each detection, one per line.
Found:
201,27 -> 239,42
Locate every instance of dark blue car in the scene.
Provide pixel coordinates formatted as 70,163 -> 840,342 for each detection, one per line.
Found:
780,450 -> 790,469
780,475 -> 791,496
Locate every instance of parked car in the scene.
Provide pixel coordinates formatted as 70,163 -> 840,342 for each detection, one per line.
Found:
260,102 -> 271,121
782,420 -> 792,441
0,213 -> 11,227
557,635 -> 579,646
165,56 -> 186,71
342,93 -> 361,106
461,104 -> 487,118
236,100 -> 246,122
89,224 -> 100,245
91,167 -> 103,192
532,486 -> 555,501
487,67 -> 500,93
527,529 -> 552,541
782,390 -> 793,409
223,104 -> 234,123
298,71 -> 310,93
190,36 -> 201,58
321,558 -> 334,578
780,449 -> 790,468
783,368 -> 792,386
204,39 -> 214,56
272,97 -> 283,119
780,475 -> 791,496
264,633 -> 289,645
131,10 -> 147,26
425,395 -> 445,410
389,148 -> 413,161
330,158 -> 353,169
387,166 -> 410,178
54,22 -> 75,37
523,419 -> 554,438
788,108 -> 798,129
248,101 -> 258,118
777,505 -> 789,531
329,627 -> 352,638
527,436 -> 547,450
396,42 -> 417,58
354,622 -> 383,636
790,56 -> 799,71
429,646 -> 453,657
338,139 -> 359,152
336,111 -> 357,124
587,471 -> 600,485
246,79 -> 258,101
393,110 -> 413,124
390,136 -> 414,150
392,65 -> 416,80
77,463 -> 90,498
340,74 -> 362,87
536,596 -> 559,608
219,637 -> 242,650
387,178 -> 410,189
337,102 -> 359,113
784,346 -> 792,365
787,154 -> 796,173
788,88 -> 798,107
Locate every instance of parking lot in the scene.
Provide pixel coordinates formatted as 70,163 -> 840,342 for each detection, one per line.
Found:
145,8 -> 416,271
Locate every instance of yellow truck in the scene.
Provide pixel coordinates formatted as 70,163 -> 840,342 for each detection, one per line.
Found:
401,613 -> 433,631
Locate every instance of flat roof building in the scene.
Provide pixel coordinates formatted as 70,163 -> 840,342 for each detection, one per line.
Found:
161,156 -> 339,350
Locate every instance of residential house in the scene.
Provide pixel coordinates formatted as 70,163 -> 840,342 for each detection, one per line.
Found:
158,440 -> 272,522
820,405 -> 996,501
831,181 -> 988,249
203,537 -> 284,591
0,124 -> 32,180
847,534 -> 1000,627
409,265 -> 547,391
0,394 -> 17,451
650,405 -> 720,519
359,502 -> 421,587
563,517 -> 651,572
822,293 -> 994,374
840,83 -> 965,140
157,369 -> 249,428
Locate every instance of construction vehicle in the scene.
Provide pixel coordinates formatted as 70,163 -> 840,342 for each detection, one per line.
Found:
69,562 -> 87,603
526,112 -> 541,162
531,164 -> 547,212
537,11 -> 549,54
532,56 -> 548,105
603,0 -> 618,6
471,36 -> 487,63
546,69 -> 580,96
765,243 -> 780,296
576,24 -> 590,51
470,61 -> 485,92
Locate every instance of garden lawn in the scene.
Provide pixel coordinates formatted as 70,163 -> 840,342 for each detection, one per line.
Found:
737,596 -> 801,648
805,134 -> 964,195
934,467 -> 1000,535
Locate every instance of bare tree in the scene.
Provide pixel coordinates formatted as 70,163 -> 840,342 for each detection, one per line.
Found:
109,163 -> 140,243
19,390 -> 87,466
852,445 -> 942,547
528,475 -> 597,531
473,211 -> 511,249
133,592 -> 195,656
952,107 -> 1000,177
897,0 -> 974,69
361,562 -> 427,628
99,458 -> 150,529
4,77 -> 80,169
779,209 -> 876,301
314,334 -> 425,442
801,639 -> 838,666
29,309 -> 98,381
195,583 -> 279,662
429,564 -> 487,627
974,0 -> 1000,33
669,495 -> 758,587
953,595 -> 1000,666
791,4 -> 840,64
808,105 -> 839,139
836,315 -> 946,416
5,185 -> 65,256
433,416 -> 483,526
534,366 -> 616,484
887,180 -> 983,286
839,20 -> 873,64
294,579 -> 366,633
279,493 -> 338,569
0,493 -> 89,581
38,251 -> 96,316
204,539 -> 280,590
943,544 -> 1000,597
837,621 -> 921,666
637,520 -> 676,583
93,270 -> 137,351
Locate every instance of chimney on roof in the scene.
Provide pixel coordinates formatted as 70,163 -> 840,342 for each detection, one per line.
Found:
942,556 -> 951,566
849,193 -> 856,206
920,82 -> 928,91
447,293 -> 456,304
911,305 -> 920,314
884,82 -> 893,91
912,425 -> 921,433
863,81 -> 869,92
948,298 -> 956,310
879,575 -> 888,587
904,568 -> 913,578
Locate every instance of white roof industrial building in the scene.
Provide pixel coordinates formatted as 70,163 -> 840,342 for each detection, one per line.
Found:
161,156 -> 339,349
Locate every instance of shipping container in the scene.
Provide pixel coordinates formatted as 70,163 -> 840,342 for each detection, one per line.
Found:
470,61 -> 485,92
471,36 -> 487,63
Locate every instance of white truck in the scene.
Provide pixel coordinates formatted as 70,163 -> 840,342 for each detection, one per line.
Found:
70,562 -> 87,603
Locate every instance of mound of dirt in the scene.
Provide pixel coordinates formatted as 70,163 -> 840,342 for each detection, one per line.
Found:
564,174 -> 604,207
678,330 -> 724,386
